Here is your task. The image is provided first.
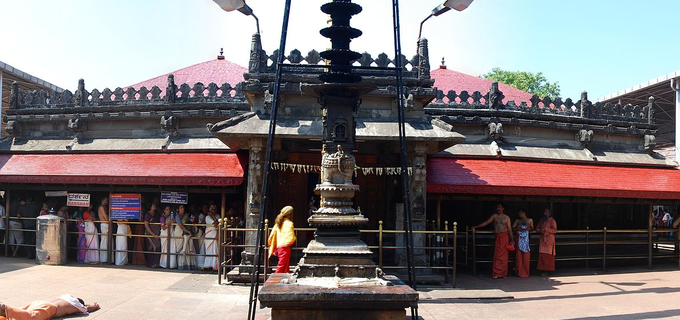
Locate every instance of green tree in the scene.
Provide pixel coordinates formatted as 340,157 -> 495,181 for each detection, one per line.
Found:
482,67 -> 561,99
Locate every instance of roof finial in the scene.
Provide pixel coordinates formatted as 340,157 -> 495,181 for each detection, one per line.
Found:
217,48 -> 225,60
440,57 -> 447,69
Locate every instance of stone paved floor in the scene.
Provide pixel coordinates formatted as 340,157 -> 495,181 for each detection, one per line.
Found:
2,256 -> 680,319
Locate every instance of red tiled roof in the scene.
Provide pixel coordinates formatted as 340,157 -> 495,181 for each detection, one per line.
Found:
0,153 -> 245,186
427,158 -> 680,199
431,67 -> 534,104
127,57 -> 247,89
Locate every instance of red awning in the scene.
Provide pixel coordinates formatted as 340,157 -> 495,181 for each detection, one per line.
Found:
427,158 -> 680,199
0,153 -> 244,186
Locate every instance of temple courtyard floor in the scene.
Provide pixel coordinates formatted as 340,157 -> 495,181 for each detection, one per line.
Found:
1,256 -> 680,319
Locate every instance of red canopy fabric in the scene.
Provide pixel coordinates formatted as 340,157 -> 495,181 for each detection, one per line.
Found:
427,158 -> 680,199
0,153 -> 244,186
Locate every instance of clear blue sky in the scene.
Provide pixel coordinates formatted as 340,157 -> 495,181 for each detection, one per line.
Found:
2,0 -> 678,101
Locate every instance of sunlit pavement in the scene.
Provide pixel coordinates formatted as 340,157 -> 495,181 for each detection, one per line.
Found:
2,256 -> 680,319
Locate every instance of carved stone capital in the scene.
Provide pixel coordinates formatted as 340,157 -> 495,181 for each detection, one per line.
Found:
160,112 -> 179,136
578,129 -> 594,146
6,121 -> 21,136
644,134 -> 656,152
488,122 -> 503,141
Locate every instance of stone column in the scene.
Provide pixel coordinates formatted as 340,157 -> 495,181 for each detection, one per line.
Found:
410,143 -> 428,265
417,38 -> 430,80
242,138 -> 264,266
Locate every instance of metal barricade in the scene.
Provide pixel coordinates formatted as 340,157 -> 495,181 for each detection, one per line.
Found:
469,226 -> 678,274
217,220 -> 458,286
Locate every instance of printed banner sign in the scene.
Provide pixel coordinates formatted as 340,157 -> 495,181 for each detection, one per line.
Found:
45,191 -> 68,197
67,193 -> 90,207
110,193 -> 142,220
160,191 -> 188,205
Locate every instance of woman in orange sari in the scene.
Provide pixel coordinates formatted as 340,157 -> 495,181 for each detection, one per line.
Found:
268,206 -> 296,273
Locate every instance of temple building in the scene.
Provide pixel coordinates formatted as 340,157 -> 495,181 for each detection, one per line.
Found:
2,33 -> 680,276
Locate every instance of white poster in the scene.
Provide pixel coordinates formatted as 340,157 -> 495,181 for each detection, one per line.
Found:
67,193 -> 91,207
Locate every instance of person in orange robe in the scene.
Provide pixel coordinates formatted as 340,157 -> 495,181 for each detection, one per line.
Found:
536,208 -> 557,276
268,206 -> 296,273
0,294 -> 99,320
473,203 -> 514,279
512,209 -> 534,278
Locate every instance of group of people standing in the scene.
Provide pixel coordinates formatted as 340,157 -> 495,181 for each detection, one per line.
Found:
140,203 -> 219,270
72,200 -> 223,271
473,203 -> 557,279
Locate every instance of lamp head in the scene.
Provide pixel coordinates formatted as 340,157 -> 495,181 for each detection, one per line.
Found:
432,0 -> 474,16
213,0 -> 245,12
444,0 -> 474,11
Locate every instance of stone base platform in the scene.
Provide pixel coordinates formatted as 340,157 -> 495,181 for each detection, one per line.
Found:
226,267 -> 267,283
258,273 -> 418,320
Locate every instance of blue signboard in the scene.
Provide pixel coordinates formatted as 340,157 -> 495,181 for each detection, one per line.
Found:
110,193 -> 142,220
161,191 -> 188,205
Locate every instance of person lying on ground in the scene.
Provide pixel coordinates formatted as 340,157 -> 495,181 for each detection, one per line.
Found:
0,294 -> 99,320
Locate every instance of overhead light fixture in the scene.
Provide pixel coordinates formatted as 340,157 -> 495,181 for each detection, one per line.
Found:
212,0 -> 260,34
438,0 -> 474,14
418,0 -> 474,41
213,0 -> 245,12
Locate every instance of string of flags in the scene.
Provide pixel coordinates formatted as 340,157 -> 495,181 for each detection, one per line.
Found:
270,162 -> 413,176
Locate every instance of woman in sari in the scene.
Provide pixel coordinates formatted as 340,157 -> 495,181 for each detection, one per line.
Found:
73,211 -> 87,263
202,205 -> 219,270
188,213 -> 204,269
159,206 -> 176,269
114,219 -> 130,266
131,216 -> 146,265
83,210 -> 99,264
143,203 -> 161,268
268,206 -> 296,273
173,205 -> 195,270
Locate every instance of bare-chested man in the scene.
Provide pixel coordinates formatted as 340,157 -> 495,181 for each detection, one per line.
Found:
0,294 -> 99,319
472,203 -> 514,279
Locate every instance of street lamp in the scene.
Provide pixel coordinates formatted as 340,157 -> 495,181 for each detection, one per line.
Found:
417,0 -> 474,41
213,0 -> 260,34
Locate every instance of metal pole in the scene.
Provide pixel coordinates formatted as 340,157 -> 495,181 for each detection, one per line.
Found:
452,222 -> 457,288
218,219 -> 223,284
391,2 -> 418,318
602,227 -> 607,272
472,228 -> 476,276
586,226 -> 590,268
263,219 -> 270,282
247,1 -> 292,319
378,220 -> 384,268
648,204 -> 652,269
436,196 -> 441,230
391,0 -> 416,289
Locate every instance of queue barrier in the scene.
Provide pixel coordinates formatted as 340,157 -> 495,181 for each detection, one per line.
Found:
4,217 -> 38,257
60,219 -> 219,269
217,220 -> 458,287
468,226 -> 680,275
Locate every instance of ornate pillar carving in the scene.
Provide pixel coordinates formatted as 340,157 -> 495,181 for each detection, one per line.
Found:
409,143 -> 428,263
242,137 -> 264,265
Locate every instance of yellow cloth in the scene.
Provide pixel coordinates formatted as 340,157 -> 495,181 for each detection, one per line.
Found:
268,219 -> 296,258
4,301 -> 57,320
